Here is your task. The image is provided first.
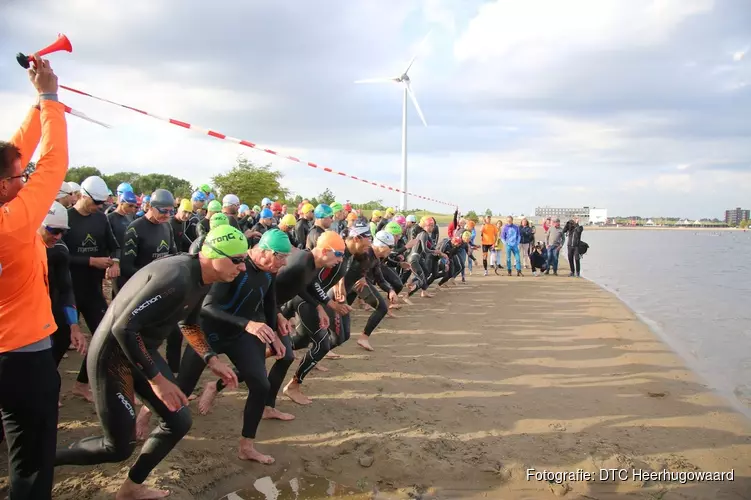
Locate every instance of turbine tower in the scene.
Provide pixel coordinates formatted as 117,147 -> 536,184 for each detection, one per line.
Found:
355,31 -> 431,211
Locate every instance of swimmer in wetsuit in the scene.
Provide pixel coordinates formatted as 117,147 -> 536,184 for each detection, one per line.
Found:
294,203 -> 314,248
55,226 -> 243,500
169,229 -> 293,465
278,231 -> 350,405
305,204 -> 334,249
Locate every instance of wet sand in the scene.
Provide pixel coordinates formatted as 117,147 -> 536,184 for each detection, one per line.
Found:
3,266 -> 751,499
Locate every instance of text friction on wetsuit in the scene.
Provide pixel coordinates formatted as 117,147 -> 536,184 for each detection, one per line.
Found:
526,468 -> 734,484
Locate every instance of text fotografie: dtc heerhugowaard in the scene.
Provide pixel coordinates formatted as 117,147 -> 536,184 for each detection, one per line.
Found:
527,468 -> 734,484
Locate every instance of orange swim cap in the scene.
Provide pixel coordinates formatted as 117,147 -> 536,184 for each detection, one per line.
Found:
316,230 -> 346,252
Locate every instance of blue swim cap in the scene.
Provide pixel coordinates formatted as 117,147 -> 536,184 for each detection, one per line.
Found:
239,204 -> 249,214
208,193 -> 216,201
117,182 -> 133,195
119,191 -> 137,204
143,195 -> 151,203
191,191 -> 207,202
259,208 -> 273,219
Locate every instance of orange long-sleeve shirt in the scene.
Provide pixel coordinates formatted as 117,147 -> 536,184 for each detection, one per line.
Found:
0,100 -> 68,352
481,223 -> 499,246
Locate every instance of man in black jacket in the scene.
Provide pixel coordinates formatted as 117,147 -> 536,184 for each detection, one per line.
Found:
565,217 -> 583,277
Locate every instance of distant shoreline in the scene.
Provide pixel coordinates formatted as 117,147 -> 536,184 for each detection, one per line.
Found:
585,226 -> 743,231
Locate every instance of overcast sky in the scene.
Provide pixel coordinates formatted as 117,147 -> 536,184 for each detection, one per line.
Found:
1,0 -> 749,217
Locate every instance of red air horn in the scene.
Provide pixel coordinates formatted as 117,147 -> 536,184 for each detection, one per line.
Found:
16,34 -> 72,69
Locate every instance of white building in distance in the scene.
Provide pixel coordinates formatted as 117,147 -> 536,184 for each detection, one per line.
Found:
534,206 -> 608,225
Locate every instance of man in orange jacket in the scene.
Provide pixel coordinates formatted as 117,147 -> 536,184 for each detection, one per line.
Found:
0,55 -> 68,500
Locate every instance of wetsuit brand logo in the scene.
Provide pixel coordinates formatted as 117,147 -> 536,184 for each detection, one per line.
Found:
78,233 -> 99,253
211,233 -> 238,243
116,392 -> 135,417
131,295 -> 162,316
156,240 -> 170,253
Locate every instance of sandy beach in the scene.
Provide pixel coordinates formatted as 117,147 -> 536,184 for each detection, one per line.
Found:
2,254 -> 751,499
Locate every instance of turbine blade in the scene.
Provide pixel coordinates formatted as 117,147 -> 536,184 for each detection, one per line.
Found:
403,29 -> 433,75
405,82 -> 427,127
354,77 -> 398,84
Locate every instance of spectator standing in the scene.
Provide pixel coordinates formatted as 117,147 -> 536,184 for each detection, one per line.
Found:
0,55 -> 67,500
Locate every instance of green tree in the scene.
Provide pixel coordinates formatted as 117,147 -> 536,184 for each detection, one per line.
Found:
740,219 -> 749,229
211,156 -> 289,207
102,171 -> 142,192
66,166 -> 103,184
132,173 -> 192,197
465,210 -> 479,222
317,188 -> 336,205
293,194 -> 303,206
484,208 -> 493,217
309,197 -> 319,206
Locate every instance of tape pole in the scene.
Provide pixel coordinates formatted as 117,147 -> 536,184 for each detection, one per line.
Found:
60,85 -> 456,208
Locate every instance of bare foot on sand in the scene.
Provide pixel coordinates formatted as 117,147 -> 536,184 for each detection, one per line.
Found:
262,406 -> 295,420
135,407 -> 152,441
357,336 -> 374,351
72,382 -> 94,403
314,363 -> 329,372
188,394 -> 197,401
283,381 -> 313,405
116,478 -> 169,499
198,381 -> 219,415
239,438 -> 275,464
421,291 -> 435,299
389,303 -> 402,310
325,351 -> 342,359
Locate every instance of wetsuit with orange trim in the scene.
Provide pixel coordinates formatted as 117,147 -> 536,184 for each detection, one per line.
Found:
55,254 -> 217,488
0,98 -> 68,499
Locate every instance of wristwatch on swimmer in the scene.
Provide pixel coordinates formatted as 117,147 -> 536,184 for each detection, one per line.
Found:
202,351 -> 218,364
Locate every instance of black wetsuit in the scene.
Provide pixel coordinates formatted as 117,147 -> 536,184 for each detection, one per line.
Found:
169,216 -> 197,253
437,238 -> 461,285
64,207 -> 120,385
55,254 -> 216,486
209,250 -> 330,395
47,241 -> 78,366
406,226 -> 432,293
274,251 -> 333,383
106,211 -> 133,254
176,259 -> 283,438
120,217 -> 177,283
305,225 -> 327,250
248,222 -> 272,247
121,217 -> 181,373
344,248 -> 392,336
294,218 -> 312,249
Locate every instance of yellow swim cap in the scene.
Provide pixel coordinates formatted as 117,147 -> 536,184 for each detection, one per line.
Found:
179,199 -> 193,212
300,203 -> 314,214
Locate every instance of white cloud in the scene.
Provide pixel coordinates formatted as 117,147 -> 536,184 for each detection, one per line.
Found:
0,0 -> 748,218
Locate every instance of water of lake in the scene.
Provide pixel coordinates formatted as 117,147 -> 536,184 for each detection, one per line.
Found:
574,228 -> 751,418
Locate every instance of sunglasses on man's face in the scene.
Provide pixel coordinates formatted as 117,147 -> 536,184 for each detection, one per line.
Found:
82,188 -> 105,205
327,248 -> 345,257
204,241 -> 247,264
154,207 -> 174,216
45,226 -> 67,236
4,173 -> 29,183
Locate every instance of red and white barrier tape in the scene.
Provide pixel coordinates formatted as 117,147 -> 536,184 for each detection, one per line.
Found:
63,105 -> 111,128
59,85 -> 455,208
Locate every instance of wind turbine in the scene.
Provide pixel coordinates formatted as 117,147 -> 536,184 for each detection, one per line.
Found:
355,31 -> 431,211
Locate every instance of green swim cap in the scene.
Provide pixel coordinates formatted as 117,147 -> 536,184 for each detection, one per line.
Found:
385,221 -> 403,236
252,205 -> 261,212
200,184 -> 211,193
207,200 -> 222,212
201,225 -> 248,259
257,229 -> 291,253
209,212 -> 229,229
330,202 -> 343,213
